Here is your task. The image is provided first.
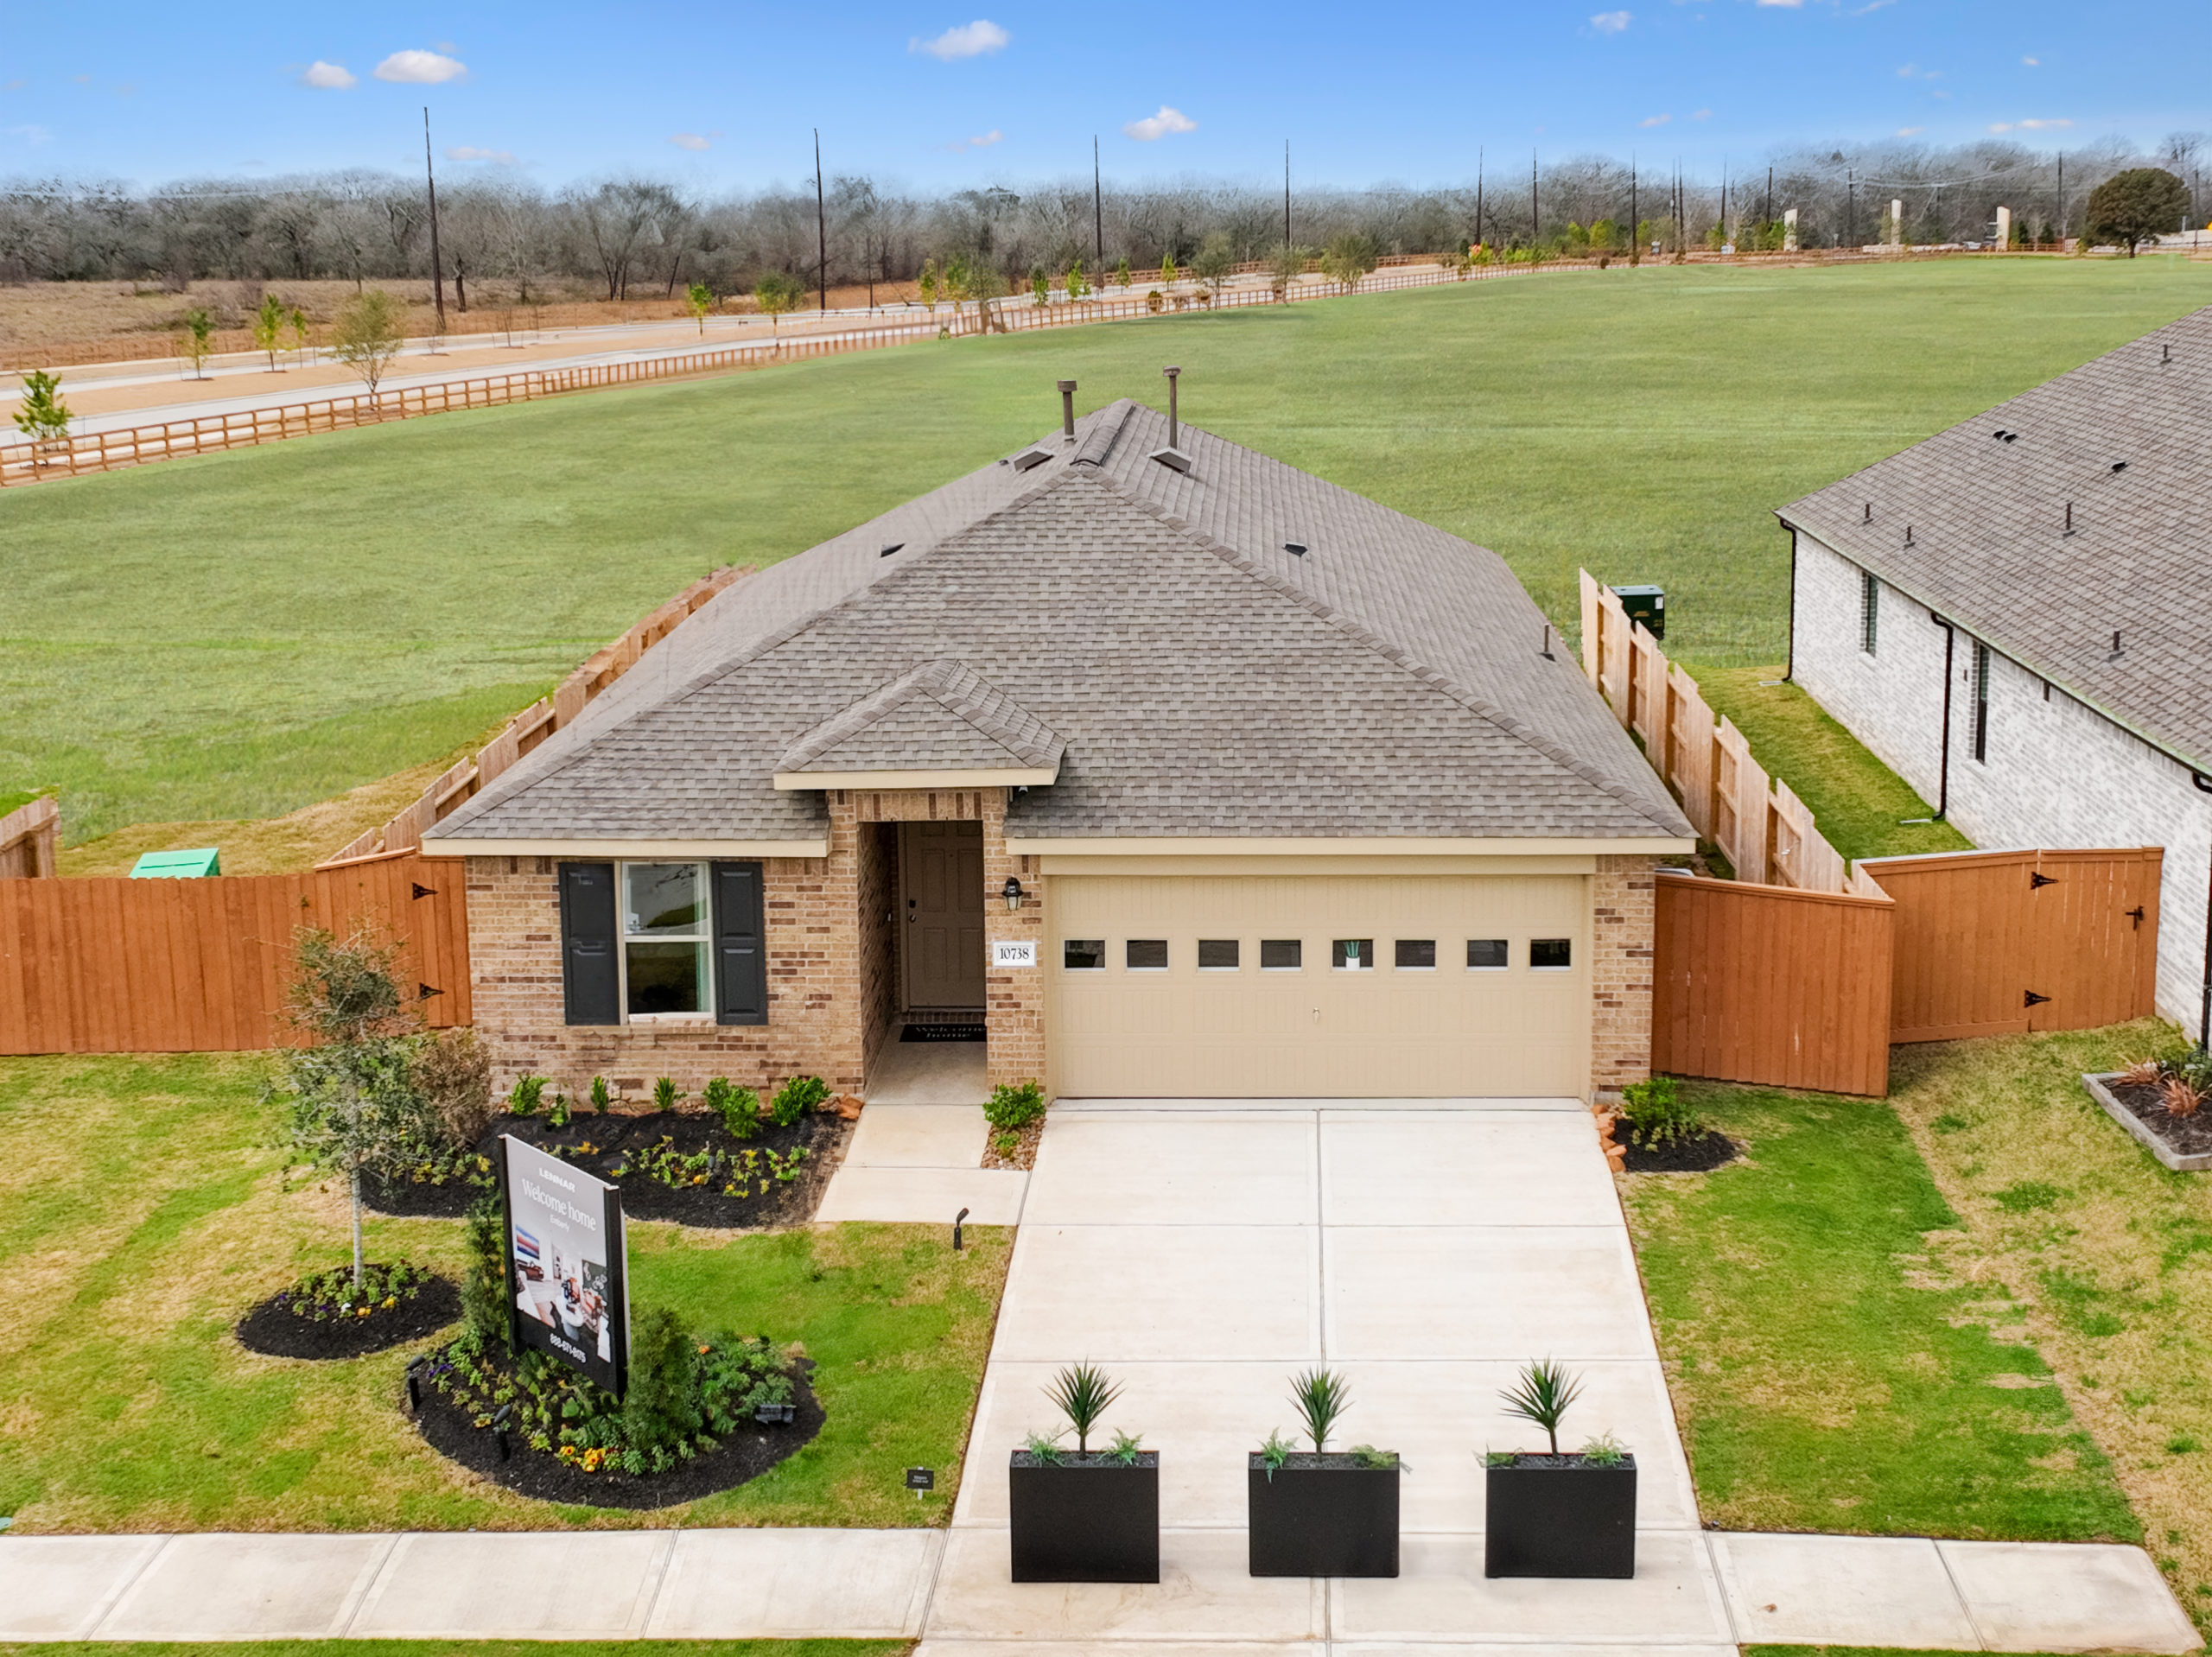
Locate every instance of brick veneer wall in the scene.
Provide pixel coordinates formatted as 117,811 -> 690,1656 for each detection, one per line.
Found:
1793,528 -> 2212,1028
855,821 -> 899,1070
1591,854 -> 1660,1098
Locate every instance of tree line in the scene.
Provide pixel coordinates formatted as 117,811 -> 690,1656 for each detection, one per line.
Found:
2,132 -> 2202,303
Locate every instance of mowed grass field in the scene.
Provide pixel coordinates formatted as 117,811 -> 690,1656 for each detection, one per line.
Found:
7,257 -> 2211,843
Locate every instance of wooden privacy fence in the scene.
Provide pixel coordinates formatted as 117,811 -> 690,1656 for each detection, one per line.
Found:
326,565 -> 747,864
0,850 -> 468,1055
1580,569 -> 1849,891
1651,871 -> 1896,1097
3,258 -> 1586,487
1863,847 -> 2164,1043
0,797 -> 58,880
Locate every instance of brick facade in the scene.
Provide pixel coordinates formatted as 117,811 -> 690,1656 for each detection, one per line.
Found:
1793,529 -> 2211,1029
1590,854 -> 1660,1098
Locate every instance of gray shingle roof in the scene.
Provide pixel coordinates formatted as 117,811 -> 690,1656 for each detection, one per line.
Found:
1780,304 -> 2212,771
777,657 -> 1064,775
431,399 -> 1692,845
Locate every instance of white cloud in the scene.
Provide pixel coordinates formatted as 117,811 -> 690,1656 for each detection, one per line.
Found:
1692,106 -> 1712,119
2017,117 -> 2071,129
1895,61 -> 1940,78
1896,125 -> 1925,136
3,79 -> 24,92
446,144 -> 515,163
670,132 -> 710,150
969,128 -> 1004,147
6,124 -> 52,147
2022,54 -> 2039,66
1754,0 -> 1802,9
374,49 -> 467,84
1591,10 -> 1631,31
1640,112 -> 1672,127
911,20 -> 1010,60
1850,0 -> 1896,13
1123,105 -> 1196,141
300,60 -> 357,89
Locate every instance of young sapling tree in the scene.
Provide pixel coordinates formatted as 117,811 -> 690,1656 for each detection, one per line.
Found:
177,308 -> 215,378
684,280 -> 715,336
330,289 -> 406,398
12,370 -> 72,457
251,292 -> 289,371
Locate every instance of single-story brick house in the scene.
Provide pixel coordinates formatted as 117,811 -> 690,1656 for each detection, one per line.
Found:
1780,305 -> 2210,1034
424,390 -> 1694,1101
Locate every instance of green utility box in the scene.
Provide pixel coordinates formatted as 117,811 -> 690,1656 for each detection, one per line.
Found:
130,848 -> 221,879
1610,584 -> 1666,642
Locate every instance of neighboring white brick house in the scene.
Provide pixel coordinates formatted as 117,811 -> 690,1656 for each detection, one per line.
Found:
1779,303 -> 2212,1040
1789,529 -> 2212,1032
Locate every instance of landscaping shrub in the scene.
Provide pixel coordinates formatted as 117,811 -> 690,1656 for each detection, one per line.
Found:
1618,1076 -> 1704,1149
507,1074 -> 545,1115
589,1075 -> 612,1114
771,1074 -> 830,1127
414,1025 -> 492,1146
270,1260 -> 434,1324
986,1079 -> 1047,1133
702,1075 -> 761,1140
623,1306 -> 707,1460
653,1076 -> 683,1111
459,1191 -> 512,1353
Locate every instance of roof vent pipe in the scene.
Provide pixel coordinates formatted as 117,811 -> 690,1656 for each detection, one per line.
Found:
1057,379 -> 1077,442
2065,501 -> 2074,536
1163,365 -> 1181,449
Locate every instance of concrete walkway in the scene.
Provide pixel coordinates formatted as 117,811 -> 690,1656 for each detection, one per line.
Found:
817,1043 -> 1027,1225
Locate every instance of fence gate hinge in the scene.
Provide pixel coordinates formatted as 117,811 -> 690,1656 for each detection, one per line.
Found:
418,982 -> 443,1000
2029,871 -> 2058,889
2024,990 -> 2052,1007
2127,905 -> 2146,929
411,882 -> 436,900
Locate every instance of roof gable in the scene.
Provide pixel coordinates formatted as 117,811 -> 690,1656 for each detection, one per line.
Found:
774,657 -> 1065,783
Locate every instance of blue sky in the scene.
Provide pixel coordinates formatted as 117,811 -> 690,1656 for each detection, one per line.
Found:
3,1 -> 2205,190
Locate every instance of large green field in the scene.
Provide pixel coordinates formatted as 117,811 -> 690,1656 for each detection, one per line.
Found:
8,257 -> 2210,843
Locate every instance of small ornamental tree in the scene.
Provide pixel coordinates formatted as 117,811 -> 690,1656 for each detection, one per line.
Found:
1030,265 -> 1051,307
918,257 -> 940,312
177,307 -> 215,378
685,280 -> 715,335
2085,168 -> 2190,257
753,270 -> 806,339
275,927 -> 440,1288
1065,256 -> 1089,302
251,292 -> 288,371
1266,241 -> 1306,299
1160,250 -> 1179,289
285,304 -> 312,363
330,289 -> 406,397
1318,231 -> 1379,292
1114,254 -> 1132,289
11,369 -> 72,456
1190,232 -> 1235,303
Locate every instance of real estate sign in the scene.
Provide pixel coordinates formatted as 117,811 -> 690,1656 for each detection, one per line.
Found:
499,1134 -> 629,1394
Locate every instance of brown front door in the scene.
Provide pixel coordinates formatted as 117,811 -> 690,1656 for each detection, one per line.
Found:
900,821 -> 986,1008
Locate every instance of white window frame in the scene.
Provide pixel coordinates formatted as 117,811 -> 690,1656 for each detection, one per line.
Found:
1062,938 -> 1108,971
1124,938 -> 1170,972
619,860 -> 715,1023
1529,937 -> 1574,973
1332,938 -> 1376,972
1393,939 -> 1438,971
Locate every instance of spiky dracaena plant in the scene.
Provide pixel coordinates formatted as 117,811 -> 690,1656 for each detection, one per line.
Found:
1289,1368 -> 1352,1453
1044,1362 -> 1123,1454
1500,1358 -> 1585,1457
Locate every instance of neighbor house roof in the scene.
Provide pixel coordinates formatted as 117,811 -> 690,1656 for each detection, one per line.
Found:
429,397 -> 1694,847
1779,304 -> 2212,773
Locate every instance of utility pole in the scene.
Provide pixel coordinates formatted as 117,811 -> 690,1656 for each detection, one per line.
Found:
1475,147 -> 1484,250
1532,149 -> 1540,244
2056,152 -> 2065,242
1765,165 -> 1773,229
1284,141 -> 1292,248
1630,156 -> 1638,264
423,107 -> 447,334
1094,136 -> 1103,262
814,128 -> 828,314
1847,168 -> 1856,248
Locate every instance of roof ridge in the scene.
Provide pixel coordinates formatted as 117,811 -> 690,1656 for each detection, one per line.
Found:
1071,398 -> 1136,468
1076,467 -> 1690,833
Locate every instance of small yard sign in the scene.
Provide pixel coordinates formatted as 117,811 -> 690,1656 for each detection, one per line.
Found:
906,1466 -> 936,1491
500,1134 -> 631,1395
992,940 -> 1038,968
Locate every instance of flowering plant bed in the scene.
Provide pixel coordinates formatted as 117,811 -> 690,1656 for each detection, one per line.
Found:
236,1261 -> 460,1360
414,1326 -> 821,1509
1621,1130 -> 1739,1173
2083,1071 -> 2212,1171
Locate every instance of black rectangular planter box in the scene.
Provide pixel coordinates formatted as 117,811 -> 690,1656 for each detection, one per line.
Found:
1248,1453 -> 1401,1578
1008,1451 -> 1160,1583
1484,1453 -> 1637,1579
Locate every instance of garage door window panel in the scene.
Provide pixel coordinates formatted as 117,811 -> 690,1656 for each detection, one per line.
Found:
1198,939 -> 1241,970
1332,939 -> 1376,970
1063,938 -> 1106,970
1467,938 -> 1510,970
1261,938 -> 1303,970
1126,938 -> 1169,971
1530,937 -> 1573,970
1394,939 -> 1436,970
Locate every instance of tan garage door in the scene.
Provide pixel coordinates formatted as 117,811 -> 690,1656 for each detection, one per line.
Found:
1046,873 -> 1589,1098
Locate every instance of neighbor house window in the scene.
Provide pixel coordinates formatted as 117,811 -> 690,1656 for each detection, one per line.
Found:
1261,938 -> 1303,970
1064,939 -> 1106,970
1860,570 -> 1879,655
1332,939 -> 1375,970
1466,938 -> 1510,970
1395,939 -> 1436,969
623,862 -> 709,1017
1198,939 -> 1241,969
1126,938 -> 1169,970
1972,641 -> 1991,762
1530,938 -> 1573,970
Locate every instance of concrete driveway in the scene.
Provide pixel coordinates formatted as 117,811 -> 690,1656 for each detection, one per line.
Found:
920,1098 -> 1735,1654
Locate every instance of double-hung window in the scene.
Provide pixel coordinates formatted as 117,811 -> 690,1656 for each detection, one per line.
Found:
623,862 -> 709,1018
1972,642 -> 1992,763
560,859 -> 766,1026
1860,570 -> 1880,655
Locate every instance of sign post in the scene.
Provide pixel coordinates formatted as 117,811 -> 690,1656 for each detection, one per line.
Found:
499,1133 -> 630,1395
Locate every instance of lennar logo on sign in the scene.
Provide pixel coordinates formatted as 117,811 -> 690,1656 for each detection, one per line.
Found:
992,940 -> 1037,968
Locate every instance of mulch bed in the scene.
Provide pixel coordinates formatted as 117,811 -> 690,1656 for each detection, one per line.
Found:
236,1275 -> 461,1360
1622,1130 -> 1741,1173
366,1109 -> 852,1228
363,1171 -> 486,1219
982,1116 -> 1042,1171
2101,1079 -> 2212,1160
410,1358 -> 824,1509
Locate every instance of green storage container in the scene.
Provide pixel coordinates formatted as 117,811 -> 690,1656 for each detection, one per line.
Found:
130,848 -> 221,879
1610,583 -> 1666,642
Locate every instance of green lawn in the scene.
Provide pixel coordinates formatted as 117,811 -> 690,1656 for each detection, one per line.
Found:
1621,1075 -> 2138,1542
0,1055 -> 1007,1533
7,257 -> 2211,842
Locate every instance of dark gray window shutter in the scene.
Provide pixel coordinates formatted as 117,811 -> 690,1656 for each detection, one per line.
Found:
713,860 -> 767,1025
559,862 -> 620,1025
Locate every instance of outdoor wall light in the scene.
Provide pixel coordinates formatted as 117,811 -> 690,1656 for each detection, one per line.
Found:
1002,875 -> 1026,911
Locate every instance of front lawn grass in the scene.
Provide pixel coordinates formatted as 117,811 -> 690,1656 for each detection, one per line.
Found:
1887,1021 -> 2212,1632
1621,1075 -> 2137,1542
0,1054 -> 1007,1533
8,258 -> 2211,842
1685,665 -> 1974,864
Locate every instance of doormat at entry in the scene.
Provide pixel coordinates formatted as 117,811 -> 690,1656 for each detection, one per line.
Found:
902,1023 -> 987,1043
